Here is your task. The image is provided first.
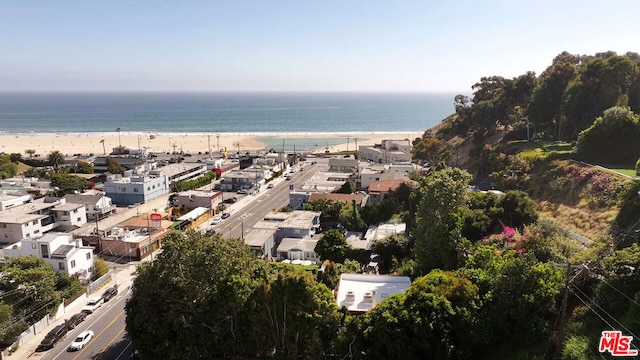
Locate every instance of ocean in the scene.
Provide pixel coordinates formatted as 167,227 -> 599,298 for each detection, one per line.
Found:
0,92 -> 456,135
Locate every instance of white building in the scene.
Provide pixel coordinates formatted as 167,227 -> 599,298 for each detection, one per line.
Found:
359,139 -> 412,164
359,163 -> 417,189
0,198 -> 88,244
336,273 -> 411,312
0,192 -> 32,211
104,174 -> 169,206
276,237 -> 319,262
63,193 -> 115,220
3,232 -> 95,280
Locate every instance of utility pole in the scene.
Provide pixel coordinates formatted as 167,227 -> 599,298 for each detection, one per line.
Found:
208,135 -> 211,154
216,134 -> 220,152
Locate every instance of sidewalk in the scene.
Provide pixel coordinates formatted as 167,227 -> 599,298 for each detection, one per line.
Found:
8,264 -> 138,359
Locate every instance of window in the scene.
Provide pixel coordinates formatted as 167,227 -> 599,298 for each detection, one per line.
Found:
133,188 -> 139,193
59,262 -> 65,270
70,260 -> 76,269
34,230 -> 40,234
31,243 -> 36,249
86,252 -> 91,260
77,217 -> 81,222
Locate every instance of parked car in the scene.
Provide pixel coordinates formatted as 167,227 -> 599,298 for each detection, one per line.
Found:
68,330 -> 94,351
285,175 -> 292,180
82,297 -> 104,314
36,324 -> 68,351
65,312 -> 87,330
236,189 -> 250,195
101,287 -> 118,302
221,212 -> 231,219
211,216 -> 222,225
267,183 -> 274,189
223,197 -> 237,204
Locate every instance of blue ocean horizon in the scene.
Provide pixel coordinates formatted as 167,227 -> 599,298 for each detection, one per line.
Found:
0,91 -> 458,135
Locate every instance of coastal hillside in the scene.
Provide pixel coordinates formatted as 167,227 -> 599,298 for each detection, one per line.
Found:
414,50 -> 640,241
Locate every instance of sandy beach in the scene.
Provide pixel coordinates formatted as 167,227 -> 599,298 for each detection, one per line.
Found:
0,132 -> 424,157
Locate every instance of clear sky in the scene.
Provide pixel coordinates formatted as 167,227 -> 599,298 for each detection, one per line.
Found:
1,0 -> 639,93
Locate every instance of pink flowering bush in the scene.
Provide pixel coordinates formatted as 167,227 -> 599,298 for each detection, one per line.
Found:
482,226 -> 551,261
548,162 -> 627,208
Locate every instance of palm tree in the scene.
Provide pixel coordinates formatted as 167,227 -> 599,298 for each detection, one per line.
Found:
48,150 -> 65,170
100,139 -> 106,155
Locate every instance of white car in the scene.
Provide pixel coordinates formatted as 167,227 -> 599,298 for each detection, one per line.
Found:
210,216 -> 222,225
81,297 -> 104,314
68,330 -> 94,351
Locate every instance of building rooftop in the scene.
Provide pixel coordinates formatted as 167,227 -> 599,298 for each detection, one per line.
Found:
368,179 -> 418,193
244,228 -> 277,247
53,203 -> 84,211
277,237 -> 318,253
336,273 -> 411,312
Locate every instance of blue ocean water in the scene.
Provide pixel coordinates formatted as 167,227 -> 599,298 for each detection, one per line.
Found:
0,92 -> 456,135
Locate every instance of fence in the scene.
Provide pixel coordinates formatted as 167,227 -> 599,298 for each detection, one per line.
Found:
86,270 -> 113,295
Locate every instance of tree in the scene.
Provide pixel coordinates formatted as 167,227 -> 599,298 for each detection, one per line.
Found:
337,179 -> 356,194
24,149 -> 36,158
462,246 -> 564,352
1,257 -> 60,323
339,200 -> 366,232
9,153 -> 22,163
126,231 -> 341,359
527,60 -> 576,138
106,157 -> 125,175
47,150 -> 65,170
75,161 -> 94,174
258,267 -> 340,358
411,136 -> 449,165
359,270 -> 480,359
48,173 -> 89,195
562,56 -> 638,138
0,154 -> 18,179
576,106 -> 640,164
93,258 -> 110,279
497,190 -> 538,229
412,167 -> 472,273
126,231 -> 262,358
371,233 -> 410,274
315,229 -> 351,263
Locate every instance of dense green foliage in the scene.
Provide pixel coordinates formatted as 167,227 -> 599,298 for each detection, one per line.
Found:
105,157 -> 126,175
126,232 -> 340,359
314,229 -> 351,263
412,167 -> 472,273
48,173 -> 89,195
169,170 -> 217,192
576,106 -> 640,164
0,154 -> 18,179
0,257 -> 82,343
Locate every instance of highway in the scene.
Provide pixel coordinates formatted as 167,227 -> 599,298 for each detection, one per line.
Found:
35,287 -> 135,360
211,162 -> 320,239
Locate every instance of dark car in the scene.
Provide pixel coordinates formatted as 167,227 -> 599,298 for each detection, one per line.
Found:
223,197 -> 237,204
65,312 -> 87,330
101,287 -> 118,302
36,324 -> 68,351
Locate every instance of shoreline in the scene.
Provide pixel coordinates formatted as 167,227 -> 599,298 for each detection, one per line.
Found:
0,131 -> 424,156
